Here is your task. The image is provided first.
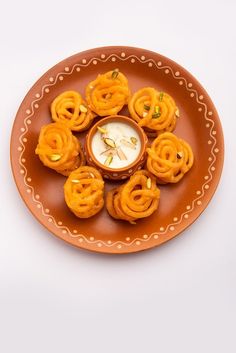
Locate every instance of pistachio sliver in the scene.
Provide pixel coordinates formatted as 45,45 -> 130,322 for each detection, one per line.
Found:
97,126 -> 107,134
152,112 -> 161,119
144,104 -> 150,111
152,106 -> 161,118
104,155 -> 113,166
111,69 -> 119,79
177,152 -> 183,159
50,154 -> 61,161
159,92 -> 164,101
175,108 -> 180,118
130,137 -> 138,145
103,137 -> 116,148
79,104 -> 88,113
120,139 -> 136,149
117,147 -> 127,160
147,177 -> 152,189
155,106 -> 161,114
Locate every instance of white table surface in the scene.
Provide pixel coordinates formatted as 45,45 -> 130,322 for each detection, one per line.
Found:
1,0 -> 235,352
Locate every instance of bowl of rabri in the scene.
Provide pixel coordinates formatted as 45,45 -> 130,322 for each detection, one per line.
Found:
85,115 -> 148,180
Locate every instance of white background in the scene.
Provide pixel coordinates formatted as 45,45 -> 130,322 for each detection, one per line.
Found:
1,0 -> 235,352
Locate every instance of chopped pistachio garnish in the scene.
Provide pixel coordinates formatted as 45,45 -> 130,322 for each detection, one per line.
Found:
152,105 -> 161,118
143,112 -> 148,118
144,104 -> 150,111
130,136 -> 138,145
155,106 -> 161,114
120,139 -> 136,149
147,177 -> 152,189
175,108 -> 180,118
177,152 -> 183,159
50,154 -> 61,161
117,147 -> 127,160
71,179 -> 80,183
111,69 -> 119,79
103,137 -> 116,148
79,104 -> 87,113
97,126 -> 107,134
104,155 -> 113,166
159,92 -> 164,101
152,112 -> 161,118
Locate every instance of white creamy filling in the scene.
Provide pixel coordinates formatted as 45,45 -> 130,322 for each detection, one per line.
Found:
91,122 -> 141,169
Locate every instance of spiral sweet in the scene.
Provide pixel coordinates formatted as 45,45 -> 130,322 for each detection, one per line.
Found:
128,87 -> 178,134
64,166 -> 104,218
35,122 -> 85,176
106,170 -> 160,222
51,91 -> 95,132
85,70 -> 131,116
106,186 -> 136,222
146,132 -> 194,183
120,170 -> 160,219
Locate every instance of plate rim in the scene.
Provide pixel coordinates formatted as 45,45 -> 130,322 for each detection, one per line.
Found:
10,45 -> 224,254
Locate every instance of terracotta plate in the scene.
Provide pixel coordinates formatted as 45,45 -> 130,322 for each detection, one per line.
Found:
10,46 -> 224,254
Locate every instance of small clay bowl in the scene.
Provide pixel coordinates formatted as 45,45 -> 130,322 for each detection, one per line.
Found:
85,115 -> 148,180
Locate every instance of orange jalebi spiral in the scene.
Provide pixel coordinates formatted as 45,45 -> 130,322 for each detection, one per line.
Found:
35,122 -> 85,176
120,170 -> 160,219
51,91 -> 95,132
146,132 -> 194,183
64,166 -> 104,218
106,170 -> 160,222
128,87 -> 178,134
106,186 -> 136,222
85,70 -> 131,116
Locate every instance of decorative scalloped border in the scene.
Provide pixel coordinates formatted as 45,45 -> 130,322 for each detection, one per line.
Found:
17,51 -> 219,250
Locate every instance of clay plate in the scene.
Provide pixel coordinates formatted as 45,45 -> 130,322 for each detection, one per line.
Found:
10,46 -> 224,254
